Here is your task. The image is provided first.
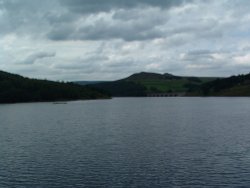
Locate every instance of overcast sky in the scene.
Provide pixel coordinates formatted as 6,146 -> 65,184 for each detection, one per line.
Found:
1,0 -> 250,81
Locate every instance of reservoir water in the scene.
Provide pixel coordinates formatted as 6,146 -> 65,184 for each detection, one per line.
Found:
1,97 -> 250,187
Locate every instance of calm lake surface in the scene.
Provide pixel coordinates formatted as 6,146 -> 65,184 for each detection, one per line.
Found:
1,97 -> 250,187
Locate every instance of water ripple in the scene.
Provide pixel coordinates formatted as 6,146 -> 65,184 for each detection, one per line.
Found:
1,98 -> 250,187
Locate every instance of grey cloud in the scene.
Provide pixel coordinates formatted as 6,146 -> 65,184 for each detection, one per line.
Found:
46,7 -> 224,42
19,52 -> 56,65
166,18 -> 223,40
47,25 -> 75,41
54,55 -> 108,71
76,24 -> 163,41
101,59 -> 141,74
1,0 -> 250,80
107,60 -> 136,68
181,50 -> 215,61
226,0 -> 250,17
242,46 -> 250,51
45,12 -> 77,25
60,0 -> 191,14
179,49 -> 236,76
47,7 -> 167,41
186,50 -> 213,56
0,0 -> 227,43
0,0 -> 60,36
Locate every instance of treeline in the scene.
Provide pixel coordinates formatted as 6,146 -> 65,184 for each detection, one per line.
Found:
90,81 -> 147,97
200,73 -> 250,96
0,71 -> 109,103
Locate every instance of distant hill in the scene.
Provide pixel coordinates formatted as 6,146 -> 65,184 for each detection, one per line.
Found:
125,72 -> 179,81
123,72 -> 217,93
74,81 -> 107,86
90,72 -> 217,96
0,70 -> 109,103
199,73 -> 250,96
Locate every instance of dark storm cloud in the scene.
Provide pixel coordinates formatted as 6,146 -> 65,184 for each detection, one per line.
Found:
60,0 -> 191,14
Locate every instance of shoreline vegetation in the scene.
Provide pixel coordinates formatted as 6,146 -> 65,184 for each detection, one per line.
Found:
0,70 -> 110,104
1,70 -> 250,104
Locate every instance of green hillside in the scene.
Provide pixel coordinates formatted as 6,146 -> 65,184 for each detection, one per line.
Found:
90,72 -> 217,96
81,71 -> 250,97
0,70 -> 109,103
123,72 -> 216,93
199,73 -> 250,96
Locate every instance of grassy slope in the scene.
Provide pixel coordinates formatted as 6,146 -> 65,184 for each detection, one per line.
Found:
124,72 -> 217,93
